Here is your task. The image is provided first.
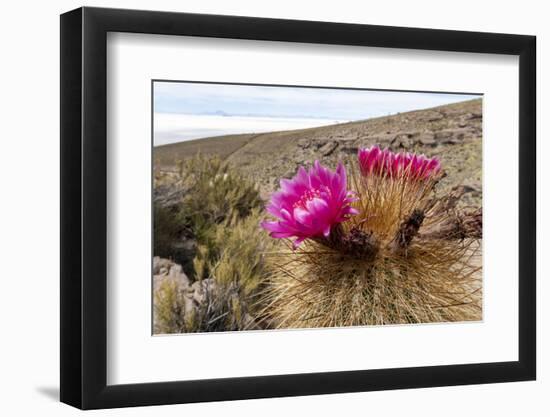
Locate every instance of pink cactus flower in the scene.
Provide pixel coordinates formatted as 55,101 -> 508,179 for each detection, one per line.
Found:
261,161 -> 359,248
358,145 -> 441,180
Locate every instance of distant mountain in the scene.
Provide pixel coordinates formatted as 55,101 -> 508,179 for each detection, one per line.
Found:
210,110 -> 230,116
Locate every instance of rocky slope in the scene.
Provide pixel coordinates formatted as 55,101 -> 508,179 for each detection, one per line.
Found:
155,98 -> 482,207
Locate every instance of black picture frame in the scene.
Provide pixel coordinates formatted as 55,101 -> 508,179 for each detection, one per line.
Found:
60,6 -> 536,410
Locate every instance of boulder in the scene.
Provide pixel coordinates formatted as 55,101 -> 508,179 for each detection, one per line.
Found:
169,264 -> 190,287
434,130 -> 453,140
435,128 -> 469,142
465,112 -> 482,120
391,132 -> 415,148
153,256 -> 173,275
153,258 -> 191,292
369,132 -> 394,144
319,141 -> 338,156
297,138 -> 311,148
416,133 -> 437,147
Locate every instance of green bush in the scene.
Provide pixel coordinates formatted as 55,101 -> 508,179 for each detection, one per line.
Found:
177,155 -> 263,241
153,155 -> 273,332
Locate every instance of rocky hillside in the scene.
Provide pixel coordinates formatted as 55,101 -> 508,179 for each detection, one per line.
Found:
155,98 -> 482,207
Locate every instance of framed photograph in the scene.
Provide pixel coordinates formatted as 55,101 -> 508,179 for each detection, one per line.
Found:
60,6 -> 536,409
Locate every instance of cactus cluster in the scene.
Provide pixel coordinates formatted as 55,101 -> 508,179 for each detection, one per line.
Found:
258,147 -> 482,328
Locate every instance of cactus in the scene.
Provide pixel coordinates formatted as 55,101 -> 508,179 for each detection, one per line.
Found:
259,148 -> 482,328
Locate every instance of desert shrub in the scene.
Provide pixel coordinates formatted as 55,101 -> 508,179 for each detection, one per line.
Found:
154,155 -> 264,281
177,155 -> 263,241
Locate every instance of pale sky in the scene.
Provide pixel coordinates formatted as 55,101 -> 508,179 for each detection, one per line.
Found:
153,81 -> 481,146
